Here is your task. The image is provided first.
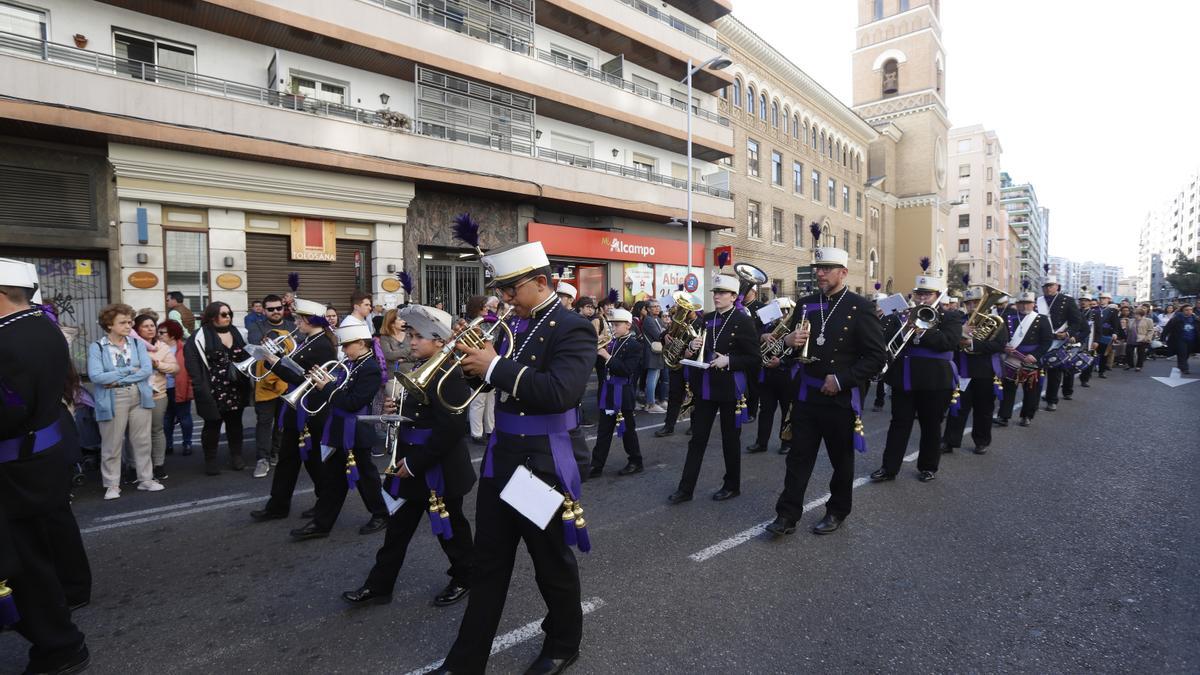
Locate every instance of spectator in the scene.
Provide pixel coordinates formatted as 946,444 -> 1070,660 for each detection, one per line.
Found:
342,290 -> 373,329
1162,304 -> 1197,375
135,314 -> 178,481
1112,305 -> 1132,368
166,291 -> 196,337
463,295 -> 495,444
325,305 -> 340,326
244,300 -> 266,329
87,303 -> 162,499
184,301 -> 251,475
248,295 -> 295,478
158,319 -> 195,456
641,299 -> 668,413
379,308 -> 416,377
1125,307 -> 1155,372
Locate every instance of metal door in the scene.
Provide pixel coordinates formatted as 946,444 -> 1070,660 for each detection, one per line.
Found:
14,254 -> 109,371
422,260 -> 482,316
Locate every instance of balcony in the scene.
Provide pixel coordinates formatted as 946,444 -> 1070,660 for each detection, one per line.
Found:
0,32 -> 733,225
657,0 -> 732,23
612,0 -> 728,53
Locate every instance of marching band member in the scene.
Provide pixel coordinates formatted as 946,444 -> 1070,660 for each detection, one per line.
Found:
655,298 -> 700,439
748,296 -> 795,455
1038,270 -> 1083,406
871,262 -> 963,483
556,281 -> 578,311
590,308 -> 644,477
250,297 -> 334,524
994,292 -> 1052,427
1080,289 -> 1121,383
668,272 -> 759,504
435,237 -> 595,675
766,244 -> 885,536
941,286 -> 1009,454
342,304 -> 475,608
290,323 -> 389,540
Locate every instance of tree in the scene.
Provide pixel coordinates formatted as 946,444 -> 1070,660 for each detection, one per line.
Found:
1165,251 -> 1200,297
946,261 -> 971,297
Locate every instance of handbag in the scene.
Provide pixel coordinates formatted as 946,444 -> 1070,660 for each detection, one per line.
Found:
645,318 -> 663,354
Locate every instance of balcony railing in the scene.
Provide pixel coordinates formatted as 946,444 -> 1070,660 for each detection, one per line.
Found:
535,49 -> 728,126
0,31 -> 731,201
358,0 -> 534,55
613,0 -> 729,53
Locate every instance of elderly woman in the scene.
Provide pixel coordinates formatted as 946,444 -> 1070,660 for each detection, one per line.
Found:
87,303 -> 162,499
135,313 -> 178,481
184,301 -> 251,476
1125,307 -> 1155,371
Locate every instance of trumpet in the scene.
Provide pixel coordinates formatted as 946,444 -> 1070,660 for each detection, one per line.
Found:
281,358 -> 352,414
398,306 -> 516,413
793,304 -> 818,365
233,326 -> 301,382
878,292 -> 944,377
760,301 -> 799,365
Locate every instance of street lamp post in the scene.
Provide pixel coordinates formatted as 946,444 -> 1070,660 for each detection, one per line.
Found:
678,55 -> 731,278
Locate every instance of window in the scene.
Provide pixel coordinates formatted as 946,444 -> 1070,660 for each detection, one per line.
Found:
783,108 -> 790,135
720,86 -> 726,99
958,239 -> 970,253
828,178 -> 836,207
759,93 -> 767,121
874,0 -> 884,20
959,190 -> 970,203
772,208 -> 784,243
810,125 -> 817,149
882,59 -> 898,96
987,143 -> 994,155
870,207 -> 880,232
748,200 -> 761,239
986,240 -> 994,254
747,139 -> 760,177
632,153 -> 656,176
632,74 -> 659,96
291,74 -> 346,104
958,164 -> 971,178
1,2 -> 46,39
987,263 -> 993,278
747,85 -> 755,115
957,139 -> 971,153
771,100 -> 779,128
959,214 -> 970,228
843,229 -> 850,251
732,78 -> 742,107
549,46 -> 590,72
115,31 -> 197,82
793,161 -> 804,194
856,234 -> 863,260
900,0 -> 910,10
869,249 -> 878,278
820,130 -> 826,155
986,166 -> 994,181
986,215 -> 993,229
843,185 -> 850,213
856,191 -> 863,218
986,191 -> 994,205
822,225 -> 836,248
771,151 -> 783,186
811,170 -> 820,199
794,214 -> 805,247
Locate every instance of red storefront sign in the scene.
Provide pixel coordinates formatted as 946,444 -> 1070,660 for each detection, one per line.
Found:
528,222 -> 704,266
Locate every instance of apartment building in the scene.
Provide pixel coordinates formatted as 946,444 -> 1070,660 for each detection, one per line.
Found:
999,172 -> 1049,286
1137,169 -> 1200,301
945,125 -> 1012,292
0,0 -> 736,362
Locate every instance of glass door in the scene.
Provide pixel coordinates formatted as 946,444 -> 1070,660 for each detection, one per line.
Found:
164,230 -> 210,315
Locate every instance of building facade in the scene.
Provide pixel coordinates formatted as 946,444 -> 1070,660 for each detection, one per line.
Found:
999,171 -> 1048,286
0,0 -> 738,351
945,125 -> 1012,291
1137,169 -> 1200,301
1047,256 -> 1079,298
715,16 -> 887,299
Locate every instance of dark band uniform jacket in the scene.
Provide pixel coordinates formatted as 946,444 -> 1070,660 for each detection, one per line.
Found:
687,308 -> 759,401
882,308 -> 965,391
598,334 -> 643,410
785,290 -> 887,406
393,363 -> 476,501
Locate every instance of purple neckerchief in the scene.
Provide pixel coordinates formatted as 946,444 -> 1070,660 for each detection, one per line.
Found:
0,420 -> 62,463
1017,344 -> 1039,354
792,363 -> 866,452
483,409 -> 589,552
372,338 -> 387,380
424,464 -> 453,540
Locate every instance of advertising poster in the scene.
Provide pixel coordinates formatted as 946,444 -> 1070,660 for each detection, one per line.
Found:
622,263 -> 655,304
655,264 -> 704,309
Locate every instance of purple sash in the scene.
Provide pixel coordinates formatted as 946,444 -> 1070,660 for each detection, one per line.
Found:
424,464 -> 453,540
277,394 -> 312,460
385,427 -> 434,498
0,420 -> 62,463
599,376 -> 627,410
791,363 -> 867,453
902,347 -> 957,393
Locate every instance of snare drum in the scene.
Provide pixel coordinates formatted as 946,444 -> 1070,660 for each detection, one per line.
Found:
1002,354 -> 1026,381
1041,346 -> 1071,370
1062,348 -> 1094,374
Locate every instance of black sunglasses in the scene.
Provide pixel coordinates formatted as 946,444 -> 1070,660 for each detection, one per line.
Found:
265,306 -> 283,311
218,312 -> 233,318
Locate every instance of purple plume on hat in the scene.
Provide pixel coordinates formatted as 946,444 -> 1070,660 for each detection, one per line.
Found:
1097,285 -> 1103,292
307,315 -> 329,329
810,221 -> 822,247
607,288 -> 619,304
1081,285 -> 1088,292
555,265 -> 565,278
874,281 -> 882,291
919,257 -> 931,273
717,250 -> 730,269
677,283 -> 684,291
771,283 -> 779,295
287,272 -> 300,292
397,271 -> 413,295
38,303 -> 59,326
452,213 -> 480,250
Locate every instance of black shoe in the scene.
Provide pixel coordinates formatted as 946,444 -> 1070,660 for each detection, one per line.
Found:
470,435 -> 487,446
523,653 -> 578,675
153,465 -> 169,481
359,515 -> 388,535
685,427 -> 692,436
667,490 -> 693,505
746,444 -> 767,454
869,468 -> 895,482
811,513 -> 845,535
165,446 -> 175,456
587,466 -> 603,479
32,643 -> 90,675
250,508 -> 287,522
579,421 -> 597,429
765,516 -> 797,536
301,507 -> 317,519
918,470 -> 937,482
230,454 -> 245,471
745,416 -> 756,424
1099,373 -> 1107,379
616,462 -> 643,476
654,427 -> 674,438
204,457 -> 220,476
777,445 -> 790,455
1019,417 -> 1031,427
1080,382 -> 1090,388
939,441 -> 954,454
181,445 -> 193,456
1046,403 -> 1058,412
290,521 -> 330,540
121,467 -> 138,485
973,444 -> 990,455
712,488 -> 740,501
68,598 -> 90,612
342,585 -> 393,605
433,581 -> 470,607
992,417 -> 1009,427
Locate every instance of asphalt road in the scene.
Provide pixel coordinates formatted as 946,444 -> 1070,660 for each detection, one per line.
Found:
3,358 -> 1198,674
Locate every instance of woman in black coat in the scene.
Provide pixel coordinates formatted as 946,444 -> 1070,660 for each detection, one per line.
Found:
183,302 -> 251,476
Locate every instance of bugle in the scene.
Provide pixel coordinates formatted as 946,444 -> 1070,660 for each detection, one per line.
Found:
398,306 -> 517,413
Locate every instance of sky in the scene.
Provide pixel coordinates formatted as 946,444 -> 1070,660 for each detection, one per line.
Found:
731,0 -> 1200,275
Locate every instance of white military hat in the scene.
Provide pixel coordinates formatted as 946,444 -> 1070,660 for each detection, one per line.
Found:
399,304 -> 453,341
24,261 -> 42,304
1042,276 -> 1060,286
1099,291 -> 1113,299
0,258 -> 35,289
335,322 -> 373,344
914,275 -> 946,292
1079,292 -> 1094,301
555,282 -> 577,300
776,297 -> 795,310
712,274 -> 739,293
812,247 -> 849,268
292,297 -> 326,317
939,295 -> 954,304
963,287 -> 984,302
482,241 -> 550,288
1017,291 -> 1037,303
996,294 -> 1011,304
609,308 -> 633,323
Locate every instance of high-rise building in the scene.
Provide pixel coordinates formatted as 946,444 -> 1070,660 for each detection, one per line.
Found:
999,172 -> 1049,285
1137,169 -> 1200,301
1076,261 -> 1122,297
1047,256 -> 1079,297
946,125 -> 1010,291
851,0 -> 952,283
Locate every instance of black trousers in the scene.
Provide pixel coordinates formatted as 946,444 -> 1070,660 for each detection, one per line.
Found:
744,365 -> 761,419
775,403 -> 855,519
661,367 -> 686,431
1125,343 -> 1148,369
998,376 -> 1041,420
1044,368 -> 1074,402
942,378 -> 995,448
312,445 -> 387,530
1177,340 -> 1195,372
443,478 -> 581,671
365,495 -> 473,594
881,389 -> 952,474
201,408 -> 244,459
677,399 -> 740,494
46,501 -> 91,607
754,369 -> 792,450
264,418 -> 326,515
591,408 -> 641,470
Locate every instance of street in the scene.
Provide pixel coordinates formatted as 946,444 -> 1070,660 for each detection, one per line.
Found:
3,359 -> 1198,674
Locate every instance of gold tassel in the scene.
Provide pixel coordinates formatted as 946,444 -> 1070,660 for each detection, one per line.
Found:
428,490 -> 440,516
561,498 -> 576,525
572,500 -> 587,530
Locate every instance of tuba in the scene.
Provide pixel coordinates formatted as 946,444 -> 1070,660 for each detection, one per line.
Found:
662,291 -> 702,370
965,284 -> 1005,342
398,306 -> 516,413
733,262 -> 768,301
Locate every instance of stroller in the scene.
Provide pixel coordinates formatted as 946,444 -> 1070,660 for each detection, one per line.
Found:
71,386 -> 102,488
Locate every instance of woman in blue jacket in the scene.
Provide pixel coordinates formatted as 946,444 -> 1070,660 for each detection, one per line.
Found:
86,303 -> 160,500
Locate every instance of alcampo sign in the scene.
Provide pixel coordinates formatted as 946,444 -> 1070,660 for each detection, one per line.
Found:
527,222 -> 703,266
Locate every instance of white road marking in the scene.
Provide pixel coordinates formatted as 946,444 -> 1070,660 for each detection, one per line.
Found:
401,597 -> 606,675
81,488 -> 314,534
94,492 -> 252,522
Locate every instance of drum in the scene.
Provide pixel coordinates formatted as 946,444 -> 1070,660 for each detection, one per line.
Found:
1040,345 -> 1071,370
1063,348 -> 1094,374
1003,353 -> 1040,386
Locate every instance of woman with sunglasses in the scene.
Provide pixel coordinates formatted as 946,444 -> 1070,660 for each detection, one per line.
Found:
135,313 -> 178,480
184,302 -> 251,476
